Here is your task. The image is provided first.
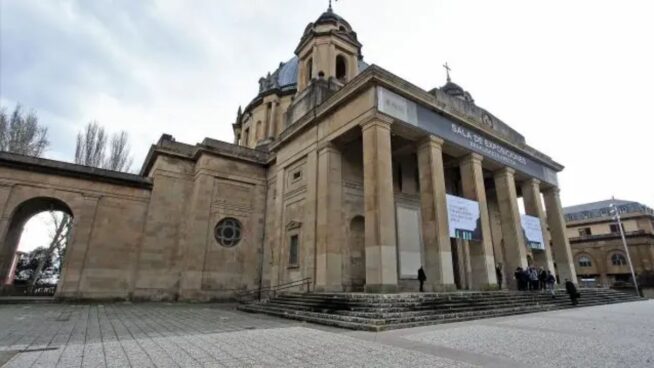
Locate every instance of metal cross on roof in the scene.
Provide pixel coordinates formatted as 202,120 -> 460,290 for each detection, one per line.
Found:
328,0 -> 338,12
443,62 -> 452,82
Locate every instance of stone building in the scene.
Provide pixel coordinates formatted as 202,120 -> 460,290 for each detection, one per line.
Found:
564,199 -> 654,286
0,7 -> 576,300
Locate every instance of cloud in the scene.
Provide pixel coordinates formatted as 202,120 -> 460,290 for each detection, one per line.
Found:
1,0 -> 653,208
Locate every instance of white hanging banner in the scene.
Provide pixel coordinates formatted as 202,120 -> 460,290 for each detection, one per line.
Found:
445,194 -> 481,241
521,214 -> 545,250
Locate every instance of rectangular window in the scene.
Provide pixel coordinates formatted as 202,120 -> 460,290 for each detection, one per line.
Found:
578,227 -> 591,236
610,223 -> 624,233
289,235 -> 299,266
292,170 -> 302,181
243,128 -> 249,146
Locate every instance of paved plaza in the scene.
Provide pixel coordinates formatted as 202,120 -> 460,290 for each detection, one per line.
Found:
0,300 -> 652,367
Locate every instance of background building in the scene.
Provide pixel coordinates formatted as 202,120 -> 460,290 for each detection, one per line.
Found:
564,199 -> 654,286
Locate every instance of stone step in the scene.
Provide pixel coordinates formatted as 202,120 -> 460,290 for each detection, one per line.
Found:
266,295 -> 605,313
271,291 -> 635,311
240,289 -> 643,331
0,296 -> 56,304
265,294 -> 636,320
279,289 -> 634,304
239,298 -> 641,332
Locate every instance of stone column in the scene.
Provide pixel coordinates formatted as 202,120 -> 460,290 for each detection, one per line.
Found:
543,187 -> 578,284
361,118 -> 398,292
493,167 -> 528,289
315,143 -> 343,291
521,179 -> 555,272
417,136 -> 455,290
459,153 -> 497,289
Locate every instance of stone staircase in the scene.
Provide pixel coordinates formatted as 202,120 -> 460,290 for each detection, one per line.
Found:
238,288 -> 642,331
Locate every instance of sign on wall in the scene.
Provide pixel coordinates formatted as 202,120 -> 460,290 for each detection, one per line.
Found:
520,214 -> 545,250
377,87 -> 559,186
445,194 -> 481,241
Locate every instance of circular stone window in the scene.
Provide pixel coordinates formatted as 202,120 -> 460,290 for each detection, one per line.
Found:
214,218 -> 242,247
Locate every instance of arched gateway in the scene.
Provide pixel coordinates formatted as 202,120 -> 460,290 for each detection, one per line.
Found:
0,197 -> 73,294
1,8 -> 579,300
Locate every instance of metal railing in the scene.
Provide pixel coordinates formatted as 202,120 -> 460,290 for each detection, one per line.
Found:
236,278 -> 312,304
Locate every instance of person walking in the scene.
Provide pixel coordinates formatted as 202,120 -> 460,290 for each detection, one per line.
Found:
417,266 -> 426,292
565,278 -> 579,305
495,264 -> 503,290
538,267 -> 547,291
514,267 -> 524,291
546,271 -> 556,298
528,266 -> 539,291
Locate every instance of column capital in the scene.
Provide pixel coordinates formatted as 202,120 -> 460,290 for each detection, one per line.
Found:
360,115 -> 393,131
317,140 -> 337,153
493,167 -> 515,178
521,178 -> 541,187
460,152 -> 484,165
417,135 -> 444,149
542,186 -> 561,196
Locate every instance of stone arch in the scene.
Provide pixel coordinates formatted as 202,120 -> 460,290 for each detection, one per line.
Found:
526,254 -> 534,266
0,196 -> 74,291
575,252 -> 598,275
348,215 -> 365,291
608,250 -> 628,266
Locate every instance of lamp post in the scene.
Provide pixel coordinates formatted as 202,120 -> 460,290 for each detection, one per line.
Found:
609,199 -> 640,296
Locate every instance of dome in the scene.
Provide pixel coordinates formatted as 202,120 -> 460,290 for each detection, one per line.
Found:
441,81 -> 465,98
257,56 -> 369,96
315,8 -> 352,31
441,80 -> 475,104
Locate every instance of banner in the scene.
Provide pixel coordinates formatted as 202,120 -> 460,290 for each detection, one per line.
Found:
445,194 -> 481,241
521,214 -> 545,250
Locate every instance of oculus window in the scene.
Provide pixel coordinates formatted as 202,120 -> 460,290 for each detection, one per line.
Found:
215,218 -> 242,247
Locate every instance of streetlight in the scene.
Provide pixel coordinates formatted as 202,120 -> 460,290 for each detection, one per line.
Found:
609,198 -> 640,296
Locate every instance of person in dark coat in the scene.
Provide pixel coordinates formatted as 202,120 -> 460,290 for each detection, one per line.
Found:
538,267 -> 548,291
495,264 -> 503,290
514,267 -> 525,291
417,267 -> 427,292
565,278 -> 579,305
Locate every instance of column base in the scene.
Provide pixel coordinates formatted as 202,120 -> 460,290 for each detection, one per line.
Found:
364,284 -> 398,293
314,285 -> 344,293
426,283 -> 458,292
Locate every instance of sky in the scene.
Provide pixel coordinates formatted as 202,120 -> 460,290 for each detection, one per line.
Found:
1,0 -> 653,251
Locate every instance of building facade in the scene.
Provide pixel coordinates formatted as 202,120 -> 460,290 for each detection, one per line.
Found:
0,8 -> 576,300
564,199 -> 654,286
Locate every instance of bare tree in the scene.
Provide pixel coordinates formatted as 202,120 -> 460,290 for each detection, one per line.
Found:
106,131 -> 133,172
0,104 -> 49,157
74,121 -> 132,172
29,211 -> 72,289
74,121 -> 106,167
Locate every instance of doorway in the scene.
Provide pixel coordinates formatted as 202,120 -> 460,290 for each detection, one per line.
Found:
0,197 -> 73,297
349,216 -> 365,291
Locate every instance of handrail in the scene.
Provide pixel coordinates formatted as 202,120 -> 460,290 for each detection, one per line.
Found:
236,277 -> 312,303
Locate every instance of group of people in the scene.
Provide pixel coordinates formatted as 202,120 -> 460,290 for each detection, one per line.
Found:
513,266 -> 556,294
418,265 -> 580,306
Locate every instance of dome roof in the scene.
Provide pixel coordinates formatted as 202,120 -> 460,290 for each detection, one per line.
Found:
315,8 -> 352,30
257,56 -> 369,96
441,80 -> 475,104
